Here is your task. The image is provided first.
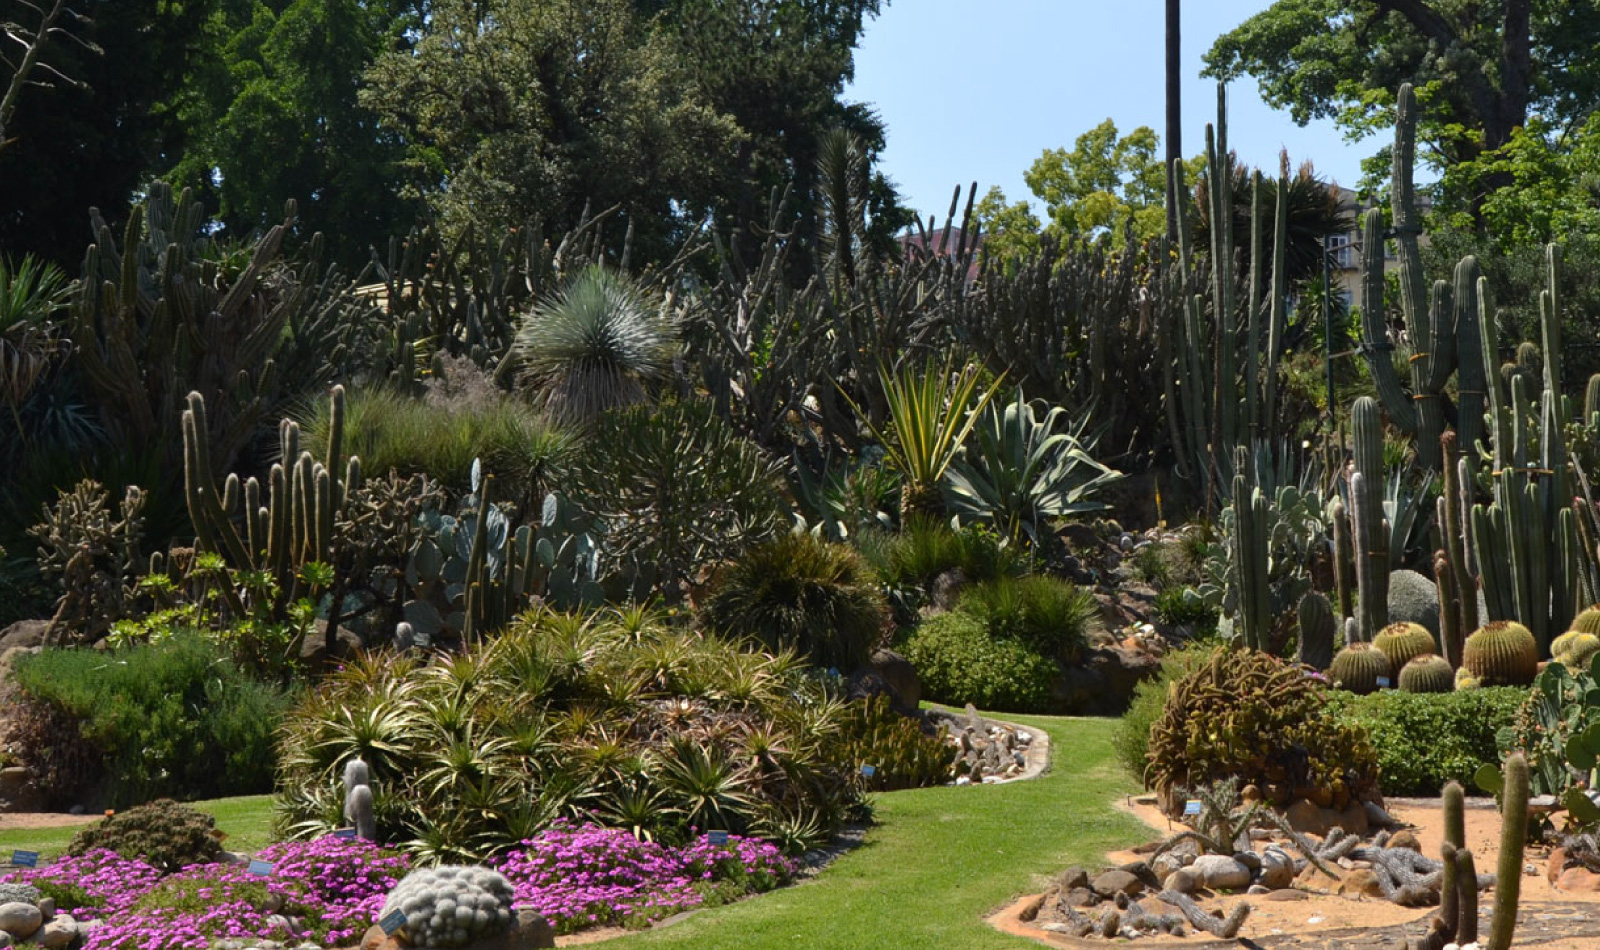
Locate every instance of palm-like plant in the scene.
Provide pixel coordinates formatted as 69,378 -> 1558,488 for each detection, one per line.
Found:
945,389 -> 1123,549
0,255 -> 71,418
844,359 -> 1004,522
509,266 -> 677,426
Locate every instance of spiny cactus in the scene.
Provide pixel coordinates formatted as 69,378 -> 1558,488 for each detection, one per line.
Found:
1398,654 -> 1454,694
1373,621 -> 1436,671
1553,630 -> 1600,670
1348,398 -> 1388,642
343,758 -> 375,841
1462,621 -> 1540,686
1330,642 -> 1393,694
1573,605 -> 1600,634
379,866 -> 516,948
1486,753 -> 1529,950
1296,591 -> 1336,670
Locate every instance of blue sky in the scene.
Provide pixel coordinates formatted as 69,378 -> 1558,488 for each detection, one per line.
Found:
844,0 -> 1374,222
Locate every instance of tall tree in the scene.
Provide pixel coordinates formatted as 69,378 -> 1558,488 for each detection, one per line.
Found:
1024,119 -> 1167,240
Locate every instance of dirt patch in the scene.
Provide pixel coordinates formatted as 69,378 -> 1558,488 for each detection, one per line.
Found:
0,812 -> 98,830
990,796 -> 1600,949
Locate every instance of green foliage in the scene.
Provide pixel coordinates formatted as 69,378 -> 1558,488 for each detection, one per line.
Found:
865,519 -> 1024,592
67,799 -> 223,874
1145,647 -> 1380,810
1112,643 -> 1218,782
0,255 -> 72,412
951,575 -> 1100,661
1023,119 -> 1166,239
510,267 -> 679,427
1328,688 -> 1525,797
944,389 -> 1122,550
899,611 -> 1056,713
698,533 -> 888,671
1502,654 -> 1600,808
971,187 -> 1042,265
826,696 -> 959,792
273,608 -> 862,858
571,398 -> 784,601
9,636 -> 291,808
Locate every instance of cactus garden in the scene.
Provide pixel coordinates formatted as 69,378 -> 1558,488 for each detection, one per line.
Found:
16,1 -> 1600,949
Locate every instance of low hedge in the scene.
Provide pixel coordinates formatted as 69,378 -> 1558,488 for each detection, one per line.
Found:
1327,686 -> 1525,797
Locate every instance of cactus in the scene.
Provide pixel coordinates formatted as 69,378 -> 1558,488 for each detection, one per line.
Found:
1348,397 -> 1388,642
1462,621 -> 1540,686
1373,621 -> 1436,671
1485,753 -> 1529,950
1552,630 -> 1600,669
1329,497 -> 1355,623
1455,665 -> 1482,690
1573,605 -> 1600,634
1398,654 -> 1454,693
1230,447 -> 1271,652
343,758 -> 375,841
1296,591 -> 1336,670
379,866 -> 516,948
1329,643 -> 1393,694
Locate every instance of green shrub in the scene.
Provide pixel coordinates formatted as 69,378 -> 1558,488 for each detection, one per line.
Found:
1154,587 -> 1219,634
67,799 -> 222,873
953,574 -> 1099,660
1327,687 -> 1524,797
827,696 -> 959,791
9,635 -> 291,808
699,533 -> 889,670
869,519 -> 1025,591
900,611 -> 1056,713
1112,643 -> 1216,782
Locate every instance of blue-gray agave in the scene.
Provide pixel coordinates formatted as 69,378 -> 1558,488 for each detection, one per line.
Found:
943,390 -> 1121,548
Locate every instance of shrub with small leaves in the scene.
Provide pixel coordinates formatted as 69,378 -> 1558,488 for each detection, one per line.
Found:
67,800 -> 222,874
901,610 -> 1056,713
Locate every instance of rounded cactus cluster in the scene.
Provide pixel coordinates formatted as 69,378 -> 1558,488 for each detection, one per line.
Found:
1330,642 -> 1394,694
380,865 -> 516,948
1462,621 -> 1540,686
1551,630 -> 1600,670
1571,605 -> 1600,635
1373,622 -> 1436,672
1398,654 -> 1454,693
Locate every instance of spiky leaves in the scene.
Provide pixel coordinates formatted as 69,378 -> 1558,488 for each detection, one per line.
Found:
511,266 -> 677,427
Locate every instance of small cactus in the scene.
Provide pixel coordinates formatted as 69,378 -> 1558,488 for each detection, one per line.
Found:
1373,621 -> 1436,672
1330,643 -> 1394,694
1553,631 -> 1600,670
344,757 -> 376,841
1462,621 -> 1540,686
1399,654 -> 1454,693
1573,605 -> 1600,635
379,865 -> 516,948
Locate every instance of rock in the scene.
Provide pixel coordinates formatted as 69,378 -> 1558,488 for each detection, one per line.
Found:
1264,889 -> 1309,901
1388,569 -> 1440,639
1058,867 -> 1090,891
1189,855 -> 1252,891
1151,853 -> 1184,883
0,621 -> 50,653
1066,887 -> 1098,908
868,649 -> 921,715
1165,869 -> 1197,895
1339,801 -> 1370,837
1232,851 -> 1262,873
34,899 -> 52,920
1363,800 -> 1400,829
36,916 -> 76,950
1050,642 -> 1163,716
0,930 -> 12,948
1092,869 -> 1144,898
1258,848 -> 1296,890
1339,868 -> 1386,898
1388,830 -> 1421,852
1240,784 -> 1262,803
1284,799 -> 1325,836
1247,884 -> 1271,895
0,903 -> 41,941
1556,866 -> 1600,893
298,623 -> 363,665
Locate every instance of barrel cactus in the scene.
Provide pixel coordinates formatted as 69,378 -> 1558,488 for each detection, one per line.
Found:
1462,621 -> 1540,686
379,866 -> 516,948
1455,666 -> 1481,690
1553,631 -> 1600,671
1572,605 -> 1600,635
1373,622 -> 1436,672
1330,643 -> 1394,695
1398,654 -> 1454,694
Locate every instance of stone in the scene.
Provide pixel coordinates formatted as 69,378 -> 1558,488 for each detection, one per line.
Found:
1232,851 -> 1262,873
0,903 -> 41,941
868,649 -> 921,715
36,915 -> 76,950
0,930 -> 12,949
1339,868 -> 1386,898
1164,869 -> 1197,895
1284,799 -> 1325,836
1151,853 -> 1184,883
1092,869 -> 1144,898
1050,642 -> 1163,716
34,898 -> 52,920
1363,800 -> 1400,829
1247,884 -> 1271,895
1257,848 -> 1296,890
0,621 -> 50,653
1058,867 -> 1090,891
1189,855 -> 1251,891
1387,830 -> 1421,852
1556,866 -> 1600,893
1339,801 -> 1370,837
1264,889 -> 1309,901
1066,887 -> 1098,908
298,623 -> 363,665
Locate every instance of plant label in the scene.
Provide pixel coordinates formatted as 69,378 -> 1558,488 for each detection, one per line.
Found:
1376,676 -> 1391,688
380,910 -> 407,936
861,764 -> 877,778
248,859 -> 273,876
332,828 -> 358,840
10,851 -> 37,868
708,830 -> 730,847
1183,800 -> 1202,816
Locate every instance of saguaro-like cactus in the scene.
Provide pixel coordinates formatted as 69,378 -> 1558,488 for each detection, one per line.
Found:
1348,397 -> 1389,642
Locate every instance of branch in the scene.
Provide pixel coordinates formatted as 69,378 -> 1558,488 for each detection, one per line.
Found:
1370,0 -> 1459,47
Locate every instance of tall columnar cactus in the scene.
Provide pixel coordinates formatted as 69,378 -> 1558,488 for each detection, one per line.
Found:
1436,431 -> 1477,668
1349,397 -> 1389,642
343,757 -> 376,841
1486,753 -> 1529,950
1329,497 -> 1355,623
1296,591 -> 1336,670
1230,446 -> 1271,652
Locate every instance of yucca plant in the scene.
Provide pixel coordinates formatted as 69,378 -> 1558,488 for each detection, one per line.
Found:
0,255 -> 71,416
945,389 -> 1122,549
843,359 -> 1004,522
509,266 -> 677,426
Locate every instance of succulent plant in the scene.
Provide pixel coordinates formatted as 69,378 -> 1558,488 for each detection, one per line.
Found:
1553,631 -> 1600,670
1572,605 -> 1600,635
1455,666 -> 1482,690
1398,655 -> 1454,694
1373,622 -> 1437,672
379,865 -> 516,949
344,757 -> 375,841
1462,621 -> 1540,686
1296,591 -> 1336,670
1329,643 -> 1394,695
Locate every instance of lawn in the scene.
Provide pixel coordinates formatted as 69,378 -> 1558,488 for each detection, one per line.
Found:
619,712 -> 1143,950
0,794 -> 277,861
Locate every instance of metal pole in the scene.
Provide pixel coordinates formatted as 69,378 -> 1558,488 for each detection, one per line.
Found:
1165,0 -> 1181,240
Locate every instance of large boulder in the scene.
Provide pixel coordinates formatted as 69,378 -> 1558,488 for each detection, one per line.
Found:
1051,642 -> 1162,715
868,649 -> 921,715
1387,570 -> 1440,640
0,621 -> 50,654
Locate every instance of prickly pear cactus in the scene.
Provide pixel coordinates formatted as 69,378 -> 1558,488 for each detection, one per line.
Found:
379,865 -> 516,948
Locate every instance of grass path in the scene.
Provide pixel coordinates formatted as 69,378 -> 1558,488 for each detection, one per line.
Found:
620,713 -> 1143,950
0,794 -> 276,859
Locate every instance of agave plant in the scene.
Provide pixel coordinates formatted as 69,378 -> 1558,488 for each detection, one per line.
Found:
843,359 -> 1004,522
509,266 -> 677,426
944,389 -> 1123,549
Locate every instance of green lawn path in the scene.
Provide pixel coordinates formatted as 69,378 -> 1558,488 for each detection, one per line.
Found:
621,712 -> 1143,950
0,794 -> 277,861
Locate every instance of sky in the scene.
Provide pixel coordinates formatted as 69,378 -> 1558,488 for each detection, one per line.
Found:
844,0 -> 1374,222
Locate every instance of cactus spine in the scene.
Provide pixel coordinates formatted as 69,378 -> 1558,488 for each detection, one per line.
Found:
343,757 -> 376,841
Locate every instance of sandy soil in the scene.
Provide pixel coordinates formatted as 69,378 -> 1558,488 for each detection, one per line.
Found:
0,812 -> 99,830
989,796 -> 1600,949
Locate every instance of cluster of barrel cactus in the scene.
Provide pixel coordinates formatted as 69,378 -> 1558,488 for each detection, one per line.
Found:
379,866 -> 516,948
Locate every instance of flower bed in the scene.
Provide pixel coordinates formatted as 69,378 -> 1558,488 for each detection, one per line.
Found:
1,826 -> 795,948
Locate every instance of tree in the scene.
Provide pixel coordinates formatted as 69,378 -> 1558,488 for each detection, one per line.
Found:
361,0 -> 739,263
0,0 -> 99,162
1023,120 -> 1167,240
1204,0 -> 1600,175
971,187 -> 1042,266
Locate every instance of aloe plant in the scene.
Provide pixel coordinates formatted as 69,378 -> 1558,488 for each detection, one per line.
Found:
944,389 -> 1122,549
844,359 -> 1004,522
